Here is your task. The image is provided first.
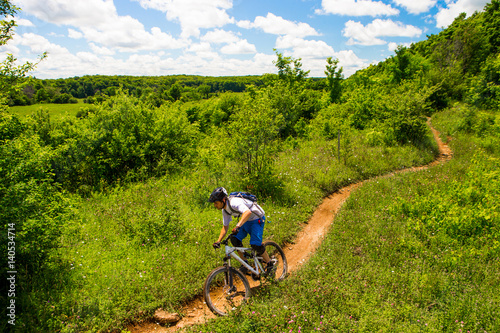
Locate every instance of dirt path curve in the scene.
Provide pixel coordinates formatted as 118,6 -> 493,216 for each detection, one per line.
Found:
128,119 -> 452,333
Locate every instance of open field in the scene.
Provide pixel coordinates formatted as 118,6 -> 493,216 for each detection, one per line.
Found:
9,100 -> 86,118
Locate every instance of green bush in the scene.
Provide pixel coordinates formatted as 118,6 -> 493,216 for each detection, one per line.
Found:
0,113 -> 71,330
225,92 -> 285,198
29,91 -> 199,192
394,151 -> 499,261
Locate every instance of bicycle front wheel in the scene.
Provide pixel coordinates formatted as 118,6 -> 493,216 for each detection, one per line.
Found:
203,266 -> 251,316
263,241 -> 287,281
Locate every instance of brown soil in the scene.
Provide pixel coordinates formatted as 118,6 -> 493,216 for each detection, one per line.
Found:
128,118 -> 452,333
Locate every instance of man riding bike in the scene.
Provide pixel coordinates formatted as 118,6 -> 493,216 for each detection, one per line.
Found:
208,187 -> 274,275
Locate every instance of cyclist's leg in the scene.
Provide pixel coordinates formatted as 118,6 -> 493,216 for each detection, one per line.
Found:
232,223 -> 249,244
248,218 -> 271,263
231,228 -> 249,265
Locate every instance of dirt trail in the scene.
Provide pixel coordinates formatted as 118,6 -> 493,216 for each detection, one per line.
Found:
128,119 -> 452,333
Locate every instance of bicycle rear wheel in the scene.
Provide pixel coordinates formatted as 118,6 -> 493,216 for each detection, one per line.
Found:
203,266 -> 251,316
262,241 -> 287,281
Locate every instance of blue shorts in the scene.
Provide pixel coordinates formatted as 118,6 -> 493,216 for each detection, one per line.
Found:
234,216 -> 266,246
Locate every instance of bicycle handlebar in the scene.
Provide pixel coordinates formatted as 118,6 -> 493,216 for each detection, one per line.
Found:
221,231 -> 238,245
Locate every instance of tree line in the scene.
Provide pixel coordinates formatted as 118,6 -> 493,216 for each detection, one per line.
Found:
7,74 -> 268,106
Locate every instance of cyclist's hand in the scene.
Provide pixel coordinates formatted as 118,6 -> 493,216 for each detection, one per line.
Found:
212,242 -> 220,249
231,226 -> 240,235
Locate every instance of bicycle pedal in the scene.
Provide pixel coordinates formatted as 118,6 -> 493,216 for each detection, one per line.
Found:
264,262 -> 277,276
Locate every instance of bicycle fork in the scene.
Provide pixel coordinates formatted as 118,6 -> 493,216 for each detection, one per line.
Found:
223,270 -> 236,294
222,257 -> 239,297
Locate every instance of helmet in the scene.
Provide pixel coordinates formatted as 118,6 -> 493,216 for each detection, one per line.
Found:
208,187 -> 228,203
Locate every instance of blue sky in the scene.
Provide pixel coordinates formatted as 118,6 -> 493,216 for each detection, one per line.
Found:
2,0 -> 491,79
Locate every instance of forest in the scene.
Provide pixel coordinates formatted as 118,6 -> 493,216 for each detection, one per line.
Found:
5,74 -> 273,106
0,0 -> 499,332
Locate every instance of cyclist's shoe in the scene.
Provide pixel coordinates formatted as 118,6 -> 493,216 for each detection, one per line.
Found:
264,259 -> 277,276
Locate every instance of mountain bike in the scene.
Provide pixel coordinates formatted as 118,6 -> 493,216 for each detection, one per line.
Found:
203,233 -> 287,316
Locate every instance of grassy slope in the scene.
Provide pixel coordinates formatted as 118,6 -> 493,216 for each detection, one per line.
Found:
193,107 -> 499,333
27,123 -> 438,332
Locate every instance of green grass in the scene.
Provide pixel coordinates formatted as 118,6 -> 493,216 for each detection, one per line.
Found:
9,100 -> 86,118
15,98 -> 495,333
193,106 -> 500,333
16,123 -> 441,332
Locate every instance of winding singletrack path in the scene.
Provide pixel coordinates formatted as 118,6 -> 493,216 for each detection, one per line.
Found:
129,118 -> 452,332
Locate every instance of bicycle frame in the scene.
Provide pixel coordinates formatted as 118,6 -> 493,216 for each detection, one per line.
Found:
224,244 -> 265,277
204,236 -> 286,316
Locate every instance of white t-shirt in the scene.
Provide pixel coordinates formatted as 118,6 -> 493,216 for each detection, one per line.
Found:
222,197 -> 265,227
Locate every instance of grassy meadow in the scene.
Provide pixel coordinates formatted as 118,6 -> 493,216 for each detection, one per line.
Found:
21,116 -> 437,332
3,3 -> 500,330
3,93 -> 498,333
27,102 -> 498,333
9,100 -> 86,118
191,104 -> 500,333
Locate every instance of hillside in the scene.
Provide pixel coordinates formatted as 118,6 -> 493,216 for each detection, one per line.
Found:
0,1 -> 499,332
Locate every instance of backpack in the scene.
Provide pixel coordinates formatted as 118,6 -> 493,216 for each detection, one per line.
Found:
224,191 -> 265,219
229,191 -> 257,202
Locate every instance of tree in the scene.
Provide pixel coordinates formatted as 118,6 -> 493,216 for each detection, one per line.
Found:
325,56 -> 344,103
0,0 -> 46,98
484,0 -> 500,53
392,45 -> 412,83
198,84 -> 211,99
169,82 -> 182,101
0,0 -> 17,45
226,93 -> 284,197
273,49 -> 310,86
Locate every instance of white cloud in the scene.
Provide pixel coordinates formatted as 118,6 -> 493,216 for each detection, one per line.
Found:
388,41 -> 412,52
16,0 -> 186,51
236,20 -> 252,29
133,0 -> 234,38
12,31 -> 363,79
21,46 -> 275,79
10,33 -> 89,76
89,43 -> 115,56
435,0 -> 489,28
16,0 -> 117,27
0,44 -> 20,56
80,25 -> 186,52
187,42 -> 212,53
343,19 -> 422,45
336,50 -> 367,67
76,51 -> 100,63
185,42 -> 222,59
276,36 -> 335,59
273,35 -> 368,77
16,32 -> 68,55
200,29 -> 257,54
48,32 -> 65,38
201,29 -> 240,44
16,18 -> 34,27
237,13 -> 320,37
316,0 -> 399,16
221,40 -> 257,54
68,28 -> 83,39
392,0 -> 437,14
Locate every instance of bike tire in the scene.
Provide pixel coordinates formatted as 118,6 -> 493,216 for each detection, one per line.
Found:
203,266 -> 251,316
262,241 -> 288,281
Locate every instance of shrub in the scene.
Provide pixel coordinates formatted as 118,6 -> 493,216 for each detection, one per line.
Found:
393,151 -> 499,261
